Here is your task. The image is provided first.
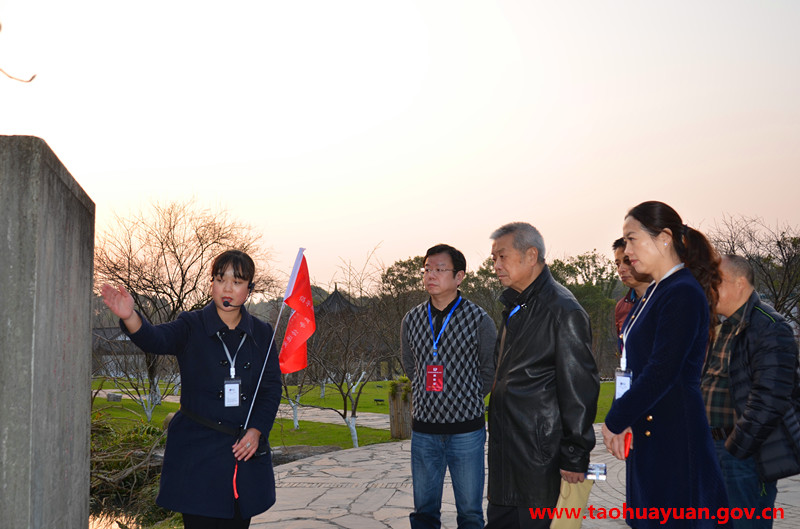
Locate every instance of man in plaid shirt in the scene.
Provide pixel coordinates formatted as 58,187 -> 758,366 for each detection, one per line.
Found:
701,254 -> 800,529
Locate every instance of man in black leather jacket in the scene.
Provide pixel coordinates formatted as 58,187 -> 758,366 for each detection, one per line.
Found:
487,222 -> 599,529
701,254 -> 800,528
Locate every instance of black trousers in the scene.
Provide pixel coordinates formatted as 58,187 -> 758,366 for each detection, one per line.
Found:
182,502 -> 251,529
485,502 -> 550,529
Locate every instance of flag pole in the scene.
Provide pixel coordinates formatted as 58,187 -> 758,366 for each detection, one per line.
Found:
243,248 -> 306,431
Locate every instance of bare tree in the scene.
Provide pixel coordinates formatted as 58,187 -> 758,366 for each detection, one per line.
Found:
0,22 -> 37,82
280,369 -> 320,430
372,255 -> 427,378
461,257 -> 505,327
551,250 -> 619,378
305,256 -> 389,447
710,215 -> 800,329
94,200 -> 274,421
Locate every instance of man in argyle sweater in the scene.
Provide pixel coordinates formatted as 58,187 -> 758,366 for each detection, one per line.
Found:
402,244 -> 497,529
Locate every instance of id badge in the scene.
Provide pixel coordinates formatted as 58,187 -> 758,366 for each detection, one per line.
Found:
426,365 -> 444,392
224,377 -> 241,407
615,368 -> 632,399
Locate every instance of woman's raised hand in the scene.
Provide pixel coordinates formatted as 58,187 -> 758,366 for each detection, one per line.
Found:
100,283 -> 135,320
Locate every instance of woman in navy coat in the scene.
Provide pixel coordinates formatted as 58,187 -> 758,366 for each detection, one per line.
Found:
101,250 -> 282,529
602,202 -> 728,528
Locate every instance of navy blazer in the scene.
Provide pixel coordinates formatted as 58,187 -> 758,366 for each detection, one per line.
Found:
123,302 -> 282,519
606,269 -> 728,528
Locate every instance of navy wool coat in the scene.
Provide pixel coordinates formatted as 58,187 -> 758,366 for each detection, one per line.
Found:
123,303 -> 282,519
605,269 -> 728,528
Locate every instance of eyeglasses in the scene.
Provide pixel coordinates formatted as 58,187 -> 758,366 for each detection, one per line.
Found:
421,268 -> 456,276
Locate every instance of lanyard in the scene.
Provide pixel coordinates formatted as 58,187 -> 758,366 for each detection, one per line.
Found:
427,296 -> 462,358
620,263 -> 684,370
217,331 -> 248,378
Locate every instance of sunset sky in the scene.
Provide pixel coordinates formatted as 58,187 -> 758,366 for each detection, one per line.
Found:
2,1 -> 799,287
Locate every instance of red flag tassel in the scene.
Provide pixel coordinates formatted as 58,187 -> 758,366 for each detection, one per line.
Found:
233,462 -> 239,499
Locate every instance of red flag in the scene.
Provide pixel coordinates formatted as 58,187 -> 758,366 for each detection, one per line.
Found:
279,252 -> 315,374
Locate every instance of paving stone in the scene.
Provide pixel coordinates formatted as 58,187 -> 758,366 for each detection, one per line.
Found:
350,489 -> 398,515
372,507 -> 411,521
250,422 -> 800,529
272,488 -> 326,509
383,516 -> 411,529
252,519 -> 340,529
330,513 -> 390,529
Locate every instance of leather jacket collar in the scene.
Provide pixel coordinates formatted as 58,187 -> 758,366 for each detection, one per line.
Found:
499,265 -> 553,310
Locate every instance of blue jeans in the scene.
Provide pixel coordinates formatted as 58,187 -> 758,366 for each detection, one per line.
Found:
410,428 -> 486,529
715,440 -> 778,529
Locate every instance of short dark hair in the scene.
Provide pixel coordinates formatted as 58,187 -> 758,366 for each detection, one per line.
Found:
424,244 -> 466,276
211,250 -> 255,287
612,237 -> 626,251
723,254 -> 755,287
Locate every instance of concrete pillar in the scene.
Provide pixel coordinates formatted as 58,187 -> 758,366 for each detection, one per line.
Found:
0,136 -> 95,528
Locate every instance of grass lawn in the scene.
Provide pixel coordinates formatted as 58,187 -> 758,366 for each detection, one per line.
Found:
270,418 -> 393,448
281,380 -> 397,414
93,379 -> 615,434
596,381 -> 614,424
91,397 -> 393,449
92,377 -> 178,393
284,380 -> 616,423
92,397 -> 179,427
94,378 -> 400,414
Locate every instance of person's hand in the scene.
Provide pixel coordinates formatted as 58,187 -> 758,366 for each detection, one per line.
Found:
560,469 -> 585,483
602,423 -> 632,460
101,283 -> 135,320
233,428 -> 262,462
101,283 -> 142,333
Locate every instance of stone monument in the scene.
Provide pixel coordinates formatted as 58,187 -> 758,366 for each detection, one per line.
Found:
0,136 -> 95,528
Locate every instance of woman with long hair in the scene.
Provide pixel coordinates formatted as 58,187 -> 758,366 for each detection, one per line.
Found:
602,201 -> 727,528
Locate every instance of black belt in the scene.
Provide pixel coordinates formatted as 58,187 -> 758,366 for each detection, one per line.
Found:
180,407 -> 241,436
710,426 -> 733,441
179,407 -> 268,457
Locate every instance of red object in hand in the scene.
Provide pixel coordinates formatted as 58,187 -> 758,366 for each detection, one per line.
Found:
233,462 -> 239,499
624,432 -> 632,458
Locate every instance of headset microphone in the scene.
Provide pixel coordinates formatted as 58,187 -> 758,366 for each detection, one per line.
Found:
220,279 -> 256,309
222,283 -> 254,308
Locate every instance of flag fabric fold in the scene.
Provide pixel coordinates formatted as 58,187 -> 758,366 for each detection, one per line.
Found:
279,250 -> 315,374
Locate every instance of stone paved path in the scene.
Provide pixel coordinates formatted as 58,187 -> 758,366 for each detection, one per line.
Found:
96,390 -> 800,528
255,420 -> 800,528
251,411 -> 800,529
